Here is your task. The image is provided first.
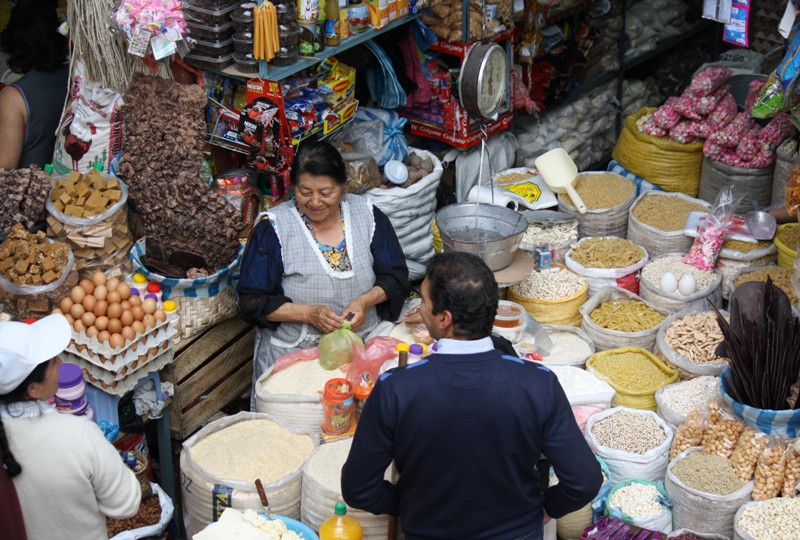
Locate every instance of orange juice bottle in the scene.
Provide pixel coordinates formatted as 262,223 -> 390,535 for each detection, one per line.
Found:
319,502 -> 362,540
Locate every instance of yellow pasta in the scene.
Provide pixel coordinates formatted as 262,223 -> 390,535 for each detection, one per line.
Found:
591,352 -> 672,391
723,239 -> 773,253
589,300 -> 665,332
569,238 -> 645,269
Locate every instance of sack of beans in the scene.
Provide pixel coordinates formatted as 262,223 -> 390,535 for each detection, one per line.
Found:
586,407 -> 674,482
733,498 -> 800,540
655,376 -> 719,431
639,254 -> 722,314
566,237 -> 649,296
665,447 -> 753,539
667,529 -> 729,540
698,157 -> 773,214
715,254 -> 777,300
557,172 -> 636,238
507,265 -> 588,327
107,483 -> 174,539
656,308 -> 729,379
548,365 -> 615,431
603,478 -> 673,533
180,412 -> 317,538
627,192 -> 710,258
538,325 -> 596,367
580,287 -> 669,352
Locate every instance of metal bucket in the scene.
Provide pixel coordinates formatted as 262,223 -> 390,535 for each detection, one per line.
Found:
436,202 -> 527,271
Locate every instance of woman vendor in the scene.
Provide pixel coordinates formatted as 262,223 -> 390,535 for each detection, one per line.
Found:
0,314 -> 141,540
238,141 -> 411,406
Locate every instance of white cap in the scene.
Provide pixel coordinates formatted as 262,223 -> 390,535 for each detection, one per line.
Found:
0,314 -> 72,395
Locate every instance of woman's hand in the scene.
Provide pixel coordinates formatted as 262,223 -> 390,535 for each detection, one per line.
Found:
341,297 -> 369,330
307,305 -> 343,334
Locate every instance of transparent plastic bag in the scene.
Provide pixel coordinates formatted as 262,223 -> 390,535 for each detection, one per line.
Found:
730,426 -> 770,482
753,437 -> 788,500
683,187 -> 746,272
670,408 -> 706,460
318,320 -> 364,370
782,439 -> 800,497
343,335 -> 400,387
701,401 -> 744,459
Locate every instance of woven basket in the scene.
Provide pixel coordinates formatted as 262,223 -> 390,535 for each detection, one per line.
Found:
507,268 -> 588,327
175,287 -> 239,339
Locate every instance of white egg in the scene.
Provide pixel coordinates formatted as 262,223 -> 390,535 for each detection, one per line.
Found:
678,273 -> 697,296
659,272 -> 678,293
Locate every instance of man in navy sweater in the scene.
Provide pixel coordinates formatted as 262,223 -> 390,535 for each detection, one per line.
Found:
341,251 -> 603,540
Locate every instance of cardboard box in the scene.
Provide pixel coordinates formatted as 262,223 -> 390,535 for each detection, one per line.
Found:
368,0 -> 389,28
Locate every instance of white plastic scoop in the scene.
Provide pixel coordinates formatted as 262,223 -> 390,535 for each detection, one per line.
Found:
534,148 -> 587,214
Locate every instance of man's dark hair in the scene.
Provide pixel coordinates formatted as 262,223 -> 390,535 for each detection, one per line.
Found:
425,252 -> 498,340
1,0 -> 67,74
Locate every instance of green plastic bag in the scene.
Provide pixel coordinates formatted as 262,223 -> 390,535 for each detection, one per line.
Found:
318,320 -> 364,370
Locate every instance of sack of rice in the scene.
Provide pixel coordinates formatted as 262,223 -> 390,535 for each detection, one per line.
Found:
580,287 -> 668,352
557,172 -> 636,238
655,376 -> 720,431
180,412 -> 317,538
586,408 -> 673,481
254,359 -> 347,435
604,478 -> 673,533
586,347 -> 678,411
627,192 -> 710,258
301,439 -> 392,539
715,253 -> 777,300
549,365 -> 615,431
656,308 -> 728,379
518,212 -> 579,264
639,253 -> 722,314
565,237 -> 649,296
507,265 -> 588,327
665,447 -> 753,539
537,324 -> 595,367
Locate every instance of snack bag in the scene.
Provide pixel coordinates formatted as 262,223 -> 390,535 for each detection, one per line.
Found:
683,187 -> 746,272
318,320 -> 364,370
753,437 -> 788,500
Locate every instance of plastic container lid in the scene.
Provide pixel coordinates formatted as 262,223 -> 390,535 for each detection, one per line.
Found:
58,363 -> 84,388
396,342 -> 410,353
144,293 -> 159,302
133,273 -> 147,285
146,282 -> 161,294
129,287 -> 140,296
409,343 -> 424,356
163,300 -> 177,313
183,1 -> 236,17
384,160 -> 408,185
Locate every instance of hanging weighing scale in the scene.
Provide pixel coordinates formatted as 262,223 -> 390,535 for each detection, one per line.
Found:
458,41 -> 509,121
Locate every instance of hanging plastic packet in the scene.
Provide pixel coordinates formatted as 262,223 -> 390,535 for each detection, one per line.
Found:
751,72 -> 786,119
683,187 -> 746,272
318,318 -> 364,370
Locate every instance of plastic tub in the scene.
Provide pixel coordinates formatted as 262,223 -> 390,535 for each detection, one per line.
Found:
276,2 -> 297,23
272,46 -> 298,66
186,20 -> 234,40
233,52 -> 259,73
279,26 -> 300,46
184,51 -> 235,71
183,2 -> 237,26
231,12 -> 255,32
233,1 -> 258,19
188,35 -> 234,56
232,32 -> 253,53
184,0 -> 237,7
726,74 -> 767,111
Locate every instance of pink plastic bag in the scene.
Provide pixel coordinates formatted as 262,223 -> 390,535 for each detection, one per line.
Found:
344,335 -> 402,387
674,96 -> 704,121
683,187 -> 746,271
709,93 -> 738,127
272,346 -> 320,374
696,85 -> 729,115
653,97 -> 682,129
670,119 -> 697,143
685,66 -> 733,97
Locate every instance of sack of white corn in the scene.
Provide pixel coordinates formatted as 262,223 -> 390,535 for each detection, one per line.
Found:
507,265 -> 588,327
518,212 -> 578,264
667,530 -> 728,540
538,324 -> 596,367
301,439 -> 392,539
586,347 -> 678,411
733,498 -> 800,540
580,287 -> 669,352
548,365 -> 615,431
585,407 -> 674,482
665,447 -> 753,539
638,253 -> 722,314
565,237 -> 649,297
655,308 -> 729,379
255,358 -> 348,435
627,192 -> 710,258
557,172 -> 636,238
180,412 -> 317,538
654,376 -> 720,432
603,478 -> 673,533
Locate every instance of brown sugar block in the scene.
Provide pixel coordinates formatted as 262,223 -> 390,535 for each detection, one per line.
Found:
74,181 -> 90,198
41,256 -> 55,271
105,177 -> 119,189
64,204 -> 83,217
105,189 -> 121,203
14,259 -> 29,273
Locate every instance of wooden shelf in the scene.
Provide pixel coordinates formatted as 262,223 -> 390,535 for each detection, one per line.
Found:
623,20 -> 713,72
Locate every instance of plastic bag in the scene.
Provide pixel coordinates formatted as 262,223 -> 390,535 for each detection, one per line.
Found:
109,483 -> 174,540
751,72 -> 784,119
730,426 -> 770,482
786,163 -> 800,214
701,401 -> 744,459
318,320 -> 364,370
782,439 -> 800,497
343,335 -> 401,387
753,437 -> 788,500
272,346 -> 320,374
329,118 -> 384,158
683,187 -> 746,272
342,152 -> 381,193
670,409 -> 706,460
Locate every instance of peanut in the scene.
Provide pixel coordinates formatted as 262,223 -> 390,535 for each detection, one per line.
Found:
670,409 -> 704,460
729,426 -> 769,482
753,441 -> 788,501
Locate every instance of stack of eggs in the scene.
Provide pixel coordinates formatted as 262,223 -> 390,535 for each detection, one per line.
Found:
54,362 -> 93,420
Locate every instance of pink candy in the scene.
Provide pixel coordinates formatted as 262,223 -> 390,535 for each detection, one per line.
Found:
685,66 -> 733,97
653,97 -> 682,129
709,94 -> 738,127
684,224 -> 726,271
670,119 -> 697,143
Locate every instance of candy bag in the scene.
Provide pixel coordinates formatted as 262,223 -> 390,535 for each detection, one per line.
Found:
318,320 -> 364,370
683,187 -> 746,271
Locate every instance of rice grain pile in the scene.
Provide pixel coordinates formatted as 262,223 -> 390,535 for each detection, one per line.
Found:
263,361 -> 346,397
306,438 -> 392,493
561,173 -> 634,210
631,195 -> 707,232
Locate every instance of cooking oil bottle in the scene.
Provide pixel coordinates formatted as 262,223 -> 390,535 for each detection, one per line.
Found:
319,502 -> 362,540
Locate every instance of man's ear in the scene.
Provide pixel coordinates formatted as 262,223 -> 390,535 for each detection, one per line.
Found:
439,309 -> 453,332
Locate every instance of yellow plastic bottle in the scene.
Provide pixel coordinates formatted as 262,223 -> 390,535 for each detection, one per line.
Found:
319,502 -> 362,540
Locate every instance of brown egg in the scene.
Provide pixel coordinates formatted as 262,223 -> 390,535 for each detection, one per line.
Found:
86,326 -> 99,338
93,300 -> 108,317
120,300 -> 131,311
143,314 -> 156,328
106,291 -> 122,305
121,326 -> 136,342
92,271 -> 107,286
79,278 -> 95,294
70,303 -> 85,319
60,297 -> 73,313
120,310 -> 134,327
132,306 -> 145,321
73,319 -> 86,332
98,330 -> 111,344
94,285 -> 108,301
109,333 -> 125,349
129,295 -> 142,307
117,283 -> 131,300
95,316 -> 109,331
82,294 -> 96,313
142,298 -> 157,315
107,318 -> 123,335
107,303 -> 122,320
65,314 -> 75,325
81,312 -> 96,327
107,277 -> 120,291
153,309 -> 166,322
131,321 -> 146,335
70,286 -> 86,304
51,308 -> 63,315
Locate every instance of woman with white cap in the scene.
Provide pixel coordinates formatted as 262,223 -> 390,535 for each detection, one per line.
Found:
0,314 -> 141,540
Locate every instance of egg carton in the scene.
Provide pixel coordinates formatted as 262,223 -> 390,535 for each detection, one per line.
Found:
72,348 -> 175,396
70,316 -> 172,357
64,345 -> 171,384
66,324 -> 177,371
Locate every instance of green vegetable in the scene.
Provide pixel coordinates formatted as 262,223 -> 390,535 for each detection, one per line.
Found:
318,320 -> 364,370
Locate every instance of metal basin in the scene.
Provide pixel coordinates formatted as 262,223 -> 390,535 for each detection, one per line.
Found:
436,202 -> 528,271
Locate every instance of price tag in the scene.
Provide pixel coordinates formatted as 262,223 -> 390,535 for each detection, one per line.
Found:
127,27 -> 151,57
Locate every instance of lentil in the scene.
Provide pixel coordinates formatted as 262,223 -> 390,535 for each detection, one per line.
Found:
658,376 -> 718,418
671,451 -> 744,495
522,220 -> 578,246
632,195 -> 707,232
511,267 -> 587,300
737,498 -> 800,540
734,267 -> 796,303
663,312 -> 726,364
591,410 -> 666,454
641,256 -> 717,292
562,173 -> 634,210
753,440 -> 788,500
606,482 -> 664,519
591,351 -> 672,392
670,409 -> 705,460
730,427 -> 770,482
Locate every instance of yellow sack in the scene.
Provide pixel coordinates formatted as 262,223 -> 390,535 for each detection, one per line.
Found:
774,223 -> 798,270
508,281 -> 588,327
612,107 -> 705,197
586,347 -> 678,411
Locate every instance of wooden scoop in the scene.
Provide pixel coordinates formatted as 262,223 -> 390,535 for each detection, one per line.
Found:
255,479 -> 275,521
535,148 -> 587,214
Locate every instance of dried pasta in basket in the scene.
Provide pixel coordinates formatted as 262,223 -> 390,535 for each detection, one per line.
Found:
589,300 -> 666,332
569,238 -> 645,269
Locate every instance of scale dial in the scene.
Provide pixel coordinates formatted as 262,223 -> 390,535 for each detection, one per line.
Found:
459,42 -> 508,121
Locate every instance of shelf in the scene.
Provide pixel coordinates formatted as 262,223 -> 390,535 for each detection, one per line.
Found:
220,13 -> 422,82
623,20 -> 712,72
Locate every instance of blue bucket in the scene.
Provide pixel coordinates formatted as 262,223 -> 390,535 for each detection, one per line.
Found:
720,367 -> 800,437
